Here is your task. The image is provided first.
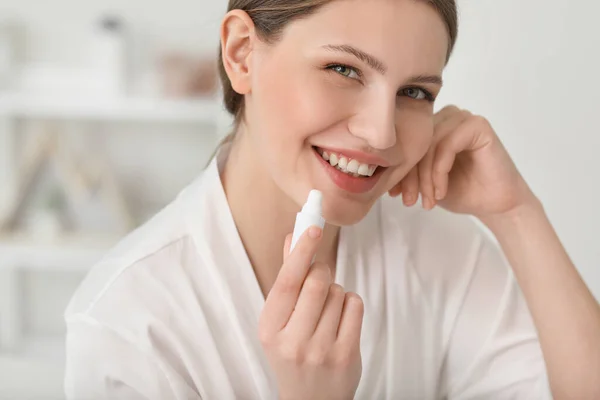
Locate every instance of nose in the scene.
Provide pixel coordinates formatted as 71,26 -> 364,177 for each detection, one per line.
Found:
347,94 -> 397,150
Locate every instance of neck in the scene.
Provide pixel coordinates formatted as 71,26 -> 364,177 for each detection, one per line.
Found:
221,127 -> 339,298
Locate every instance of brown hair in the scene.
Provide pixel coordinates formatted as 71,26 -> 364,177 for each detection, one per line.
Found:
217,0 -> 458,136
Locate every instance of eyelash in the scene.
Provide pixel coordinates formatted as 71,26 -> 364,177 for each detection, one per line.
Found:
325,63 -> 363,80
325,63 -> 436,103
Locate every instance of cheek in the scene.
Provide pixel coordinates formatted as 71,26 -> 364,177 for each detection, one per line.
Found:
253,59 -> 349,146
398,111 -> 435,162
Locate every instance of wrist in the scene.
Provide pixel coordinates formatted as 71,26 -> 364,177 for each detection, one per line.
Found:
479,193 -> 545,234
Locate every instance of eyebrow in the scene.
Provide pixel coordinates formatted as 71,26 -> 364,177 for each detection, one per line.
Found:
408,74 -> 444,86
321,44 -> 443,86
322,44 -> 387,74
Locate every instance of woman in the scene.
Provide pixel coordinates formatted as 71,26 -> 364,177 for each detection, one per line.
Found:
64,0 -> 600,399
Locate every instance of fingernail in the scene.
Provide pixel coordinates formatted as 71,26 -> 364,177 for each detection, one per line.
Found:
403,193 -> 413,203
435,188 -> 442,200
422,197 -> 430,209
308,226 -> 322,239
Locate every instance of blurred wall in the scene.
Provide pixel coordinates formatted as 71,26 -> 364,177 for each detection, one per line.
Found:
1,0 -> 226,65
437,0 -> 600,298
1,0 -> 228,209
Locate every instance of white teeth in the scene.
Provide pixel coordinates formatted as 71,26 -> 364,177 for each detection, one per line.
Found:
357,163 -> 370,176
347,159 -> 359,174
329,153 -> 338,167
318,148 -> 378,178
338,157 -> 348,170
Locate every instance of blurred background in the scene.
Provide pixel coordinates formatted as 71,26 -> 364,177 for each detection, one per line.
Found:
0,0 -> 598,398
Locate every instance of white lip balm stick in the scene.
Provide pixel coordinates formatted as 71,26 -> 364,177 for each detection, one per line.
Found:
290,189 -> 325,253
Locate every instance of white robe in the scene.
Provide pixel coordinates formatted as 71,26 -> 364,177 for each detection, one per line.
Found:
64,149 -> 551,399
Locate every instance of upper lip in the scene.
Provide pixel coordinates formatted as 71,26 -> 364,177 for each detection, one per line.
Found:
314,146 -> 391,167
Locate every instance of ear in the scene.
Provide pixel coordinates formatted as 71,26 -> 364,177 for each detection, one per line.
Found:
220,10 -> 256,96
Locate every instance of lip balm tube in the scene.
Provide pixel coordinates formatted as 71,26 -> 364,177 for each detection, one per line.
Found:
290,189 -> 325,253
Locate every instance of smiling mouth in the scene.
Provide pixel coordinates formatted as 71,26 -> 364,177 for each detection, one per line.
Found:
313,146 -> 382,178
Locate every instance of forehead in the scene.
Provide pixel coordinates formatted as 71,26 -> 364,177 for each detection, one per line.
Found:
281,0 -> 449,74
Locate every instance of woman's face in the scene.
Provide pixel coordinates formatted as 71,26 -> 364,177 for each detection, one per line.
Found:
243,0 -> 448,225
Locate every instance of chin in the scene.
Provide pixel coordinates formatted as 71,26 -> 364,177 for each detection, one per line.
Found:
321,196 -> 374,226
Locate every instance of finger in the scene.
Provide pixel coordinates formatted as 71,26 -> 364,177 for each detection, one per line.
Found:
282,233 -> 292,262
262,226 -> 323,332
400,166 -> 419,206
432,116 -> 491,199
421,108 -> 468,209
432,144 -> 454,202
434,105 -> 461,125
429,111 -> 472,202
285,262 -> 332,340
436,109 -> 472,137
388,181 -> 402,198
313,284 -> 345,344
336,292 -> 364,348
418,145 -> 436,210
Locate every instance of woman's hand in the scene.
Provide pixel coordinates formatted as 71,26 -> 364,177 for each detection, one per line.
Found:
390,105 -> 538,221
258,227 -> 364,400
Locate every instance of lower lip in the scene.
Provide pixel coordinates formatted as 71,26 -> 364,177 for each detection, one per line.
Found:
313,148 -> 384,194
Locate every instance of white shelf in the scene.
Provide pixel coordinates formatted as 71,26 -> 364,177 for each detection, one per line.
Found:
0,234 -> 119,272
0,92 -> 221,123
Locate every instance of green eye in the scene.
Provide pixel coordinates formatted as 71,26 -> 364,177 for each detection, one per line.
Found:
327,64 -> 360,79
400,87 -> 435,102
333,65 -> 352,77
404,88 -> 425,99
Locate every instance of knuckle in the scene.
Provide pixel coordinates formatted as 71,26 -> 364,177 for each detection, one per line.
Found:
471,115 -> 491,129
280,341 -> 306,364
432,157 -> 451,175
443,105 -> 460,113
304,276 -> 329,295
277,275 -> 298,295
258,326 -> 275,347
434,141 -> 449,154
436,136 -> 457,155
312,261 -> 330,273
346,292 -> 364,312
306,262 -> 331,284
329,283 -> 345,297
433,164 -> 446,175
336,354 -> 353,369
306,347 -> 328,367
333,348 -> 359,369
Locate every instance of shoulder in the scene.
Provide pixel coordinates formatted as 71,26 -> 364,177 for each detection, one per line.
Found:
64,171 -> 210,323
62,196 -> 205,397
65,206 -> 189,319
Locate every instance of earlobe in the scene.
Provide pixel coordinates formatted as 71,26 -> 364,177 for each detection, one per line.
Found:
220,10 -> 255,95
